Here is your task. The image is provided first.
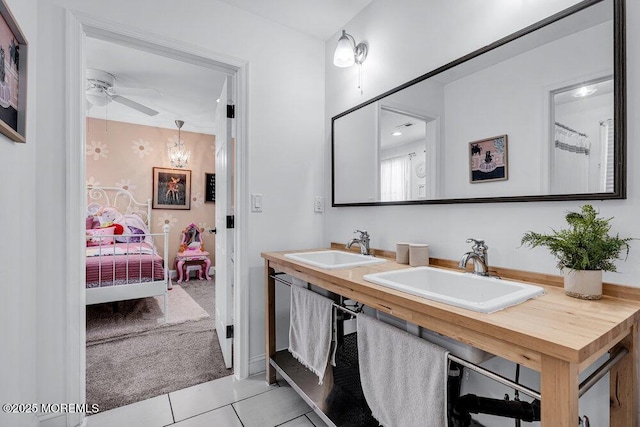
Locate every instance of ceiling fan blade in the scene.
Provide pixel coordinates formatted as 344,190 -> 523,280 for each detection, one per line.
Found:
110,95 -> 159,116
113,86 -> 162,97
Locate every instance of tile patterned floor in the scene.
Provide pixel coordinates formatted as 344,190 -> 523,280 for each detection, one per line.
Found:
87,374 -> 329,427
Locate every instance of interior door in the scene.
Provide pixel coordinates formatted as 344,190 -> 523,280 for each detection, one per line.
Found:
214,77 -> 234,368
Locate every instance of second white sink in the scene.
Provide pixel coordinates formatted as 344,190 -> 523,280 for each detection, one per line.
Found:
363,266 -> 545,313
284,250 -> 386,270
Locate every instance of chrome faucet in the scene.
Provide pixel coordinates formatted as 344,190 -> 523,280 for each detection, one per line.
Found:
346,230 -> 371,255
459,238 -> 489,276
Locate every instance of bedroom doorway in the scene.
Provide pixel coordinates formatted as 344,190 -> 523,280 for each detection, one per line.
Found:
71,17 -> 249,415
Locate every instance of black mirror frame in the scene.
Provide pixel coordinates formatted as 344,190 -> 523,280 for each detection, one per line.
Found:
331,0 -> 625,207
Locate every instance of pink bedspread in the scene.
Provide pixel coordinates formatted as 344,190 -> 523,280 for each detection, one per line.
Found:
85,243 -> 165,287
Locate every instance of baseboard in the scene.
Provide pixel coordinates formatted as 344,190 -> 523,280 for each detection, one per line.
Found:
37,413 -> 66,427
250,347 -> 288,376
37,412 -> 85,427
170,267 -> 215,280
249,354 -> 266,376
26,413 -> 38,427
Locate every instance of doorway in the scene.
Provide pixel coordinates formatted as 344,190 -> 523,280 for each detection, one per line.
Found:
66,12 -> 249,417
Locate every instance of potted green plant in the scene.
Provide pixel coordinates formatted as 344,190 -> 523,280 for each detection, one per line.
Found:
521,205 -> 631,300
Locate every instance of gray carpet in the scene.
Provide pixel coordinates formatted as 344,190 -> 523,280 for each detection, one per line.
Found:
86,285 -> 209,342
180,278 -> 216,317
86,279 -> 232,412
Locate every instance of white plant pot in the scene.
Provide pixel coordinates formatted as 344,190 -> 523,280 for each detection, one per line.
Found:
562,269 -> 603,300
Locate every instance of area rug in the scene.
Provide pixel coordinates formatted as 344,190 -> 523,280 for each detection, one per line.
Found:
180,278 -> 215,317
86,285 -> 209,342
86,280 -> 232,412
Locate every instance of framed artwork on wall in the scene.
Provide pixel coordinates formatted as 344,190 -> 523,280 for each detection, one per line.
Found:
469,135 -> 508,183
152,167 -> 191,210
0,0 -> 27,143
205,172 -> 215,202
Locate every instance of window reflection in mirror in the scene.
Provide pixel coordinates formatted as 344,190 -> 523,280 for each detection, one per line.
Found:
332,0 -> 623,206
550,77 -> 614,195
379,107 -> 430,202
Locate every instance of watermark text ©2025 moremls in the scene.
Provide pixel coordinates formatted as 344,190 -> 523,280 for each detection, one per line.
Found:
2,403 -> 100,415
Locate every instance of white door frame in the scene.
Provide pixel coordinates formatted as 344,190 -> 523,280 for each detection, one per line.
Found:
65,10 -> 251,422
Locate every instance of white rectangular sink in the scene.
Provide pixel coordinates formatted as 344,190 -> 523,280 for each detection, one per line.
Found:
363,266 -> 545,313
284,250 -> 386,270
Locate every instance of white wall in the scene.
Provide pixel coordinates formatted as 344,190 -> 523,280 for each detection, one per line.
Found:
35,0 -> 325,422
0,0 -> 38,426
325,0 -> 637,425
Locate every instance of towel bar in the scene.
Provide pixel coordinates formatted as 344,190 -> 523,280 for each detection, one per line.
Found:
448,354 -> 541,400
333,302 -> 360,317
271,272 -> 630,400
270,273 -> 362,317
271,273 -> 293,287
578,346 -> 628,398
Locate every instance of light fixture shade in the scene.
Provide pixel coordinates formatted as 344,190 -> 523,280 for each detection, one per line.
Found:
168,141 -> 190,168
86,87 -> 110,107
334,31 -> 355,67
573,86 -> 597,97
169,120 -> 191,168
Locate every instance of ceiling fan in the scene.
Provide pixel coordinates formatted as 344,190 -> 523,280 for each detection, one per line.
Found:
85,68 -> 159,116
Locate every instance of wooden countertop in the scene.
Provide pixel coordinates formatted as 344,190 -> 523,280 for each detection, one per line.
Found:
262,248 -> 640,372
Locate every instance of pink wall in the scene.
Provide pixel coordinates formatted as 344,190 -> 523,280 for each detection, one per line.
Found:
86,117 -> 216,269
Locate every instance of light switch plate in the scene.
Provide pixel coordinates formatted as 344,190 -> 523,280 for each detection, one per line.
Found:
314,196 -> 324,213
251,193 -> 263,212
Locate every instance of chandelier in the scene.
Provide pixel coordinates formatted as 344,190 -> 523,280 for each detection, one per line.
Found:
168,120 -> 190,168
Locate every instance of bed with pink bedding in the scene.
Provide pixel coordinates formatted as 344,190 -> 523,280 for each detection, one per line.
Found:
85,242 -> 165,287
85,186 -> 170,320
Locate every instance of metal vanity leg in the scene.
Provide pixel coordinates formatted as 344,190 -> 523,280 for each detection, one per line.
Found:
335,296 -> 345,346
265,263 -> 276,384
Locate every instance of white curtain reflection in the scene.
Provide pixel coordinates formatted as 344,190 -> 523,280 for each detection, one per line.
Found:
600,119 -> 614,192
551,122 -> 590,194
380,155 -> 410,201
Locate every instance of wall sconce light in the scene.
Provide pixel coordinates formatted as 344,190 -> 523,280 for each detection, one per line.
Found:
168,120 -> 190,168
333,30 -> 368,68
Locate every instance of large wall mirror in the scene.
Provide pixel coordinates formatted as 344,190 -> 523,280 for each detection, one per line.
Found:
332,0 -> 625,206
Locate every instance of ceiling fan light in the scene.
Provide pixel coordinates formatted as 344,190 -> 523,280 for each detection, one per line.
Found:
86,87 -> 110,107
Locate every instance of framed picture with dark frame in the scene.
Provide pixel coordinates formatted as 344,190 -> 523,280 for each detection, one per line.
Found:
469,134 -> 508,183
0,0 -> 27,143
152,167 -> 191,210
205,172 -> 215,202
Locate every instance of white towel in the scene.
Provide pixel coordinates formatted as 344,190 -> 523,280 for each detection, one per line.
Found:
288,285 -> 334,384
357,313 -> 450,427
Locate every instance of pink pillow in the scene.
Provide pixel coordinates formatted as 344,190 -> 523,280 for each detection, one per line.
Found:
86,215 -> 99,229
86,226 -> 116,246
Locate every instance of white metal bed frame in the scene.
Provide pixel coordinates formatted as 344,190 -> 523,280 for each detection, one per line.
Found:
85,186 -> 170,321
